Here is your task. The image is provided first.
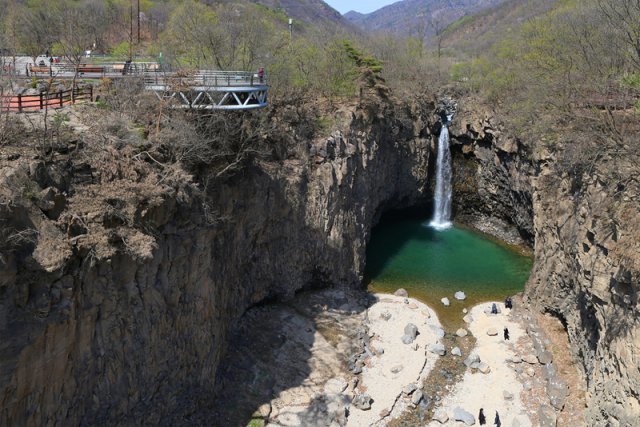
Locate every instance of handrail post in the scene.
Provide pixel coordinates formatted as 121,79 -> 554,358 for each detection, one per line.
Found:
40,93 -> 44,110
17,94 -> 22,113
59,91 -> 63,107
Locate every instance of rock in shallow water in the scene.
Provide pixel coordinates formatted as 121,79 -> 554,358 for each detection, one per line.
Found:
455,291 -> 466,300
452,347 -> 462,357
456,328 -> 468,337
394,288 -> 408,297
441,297 -> 450,306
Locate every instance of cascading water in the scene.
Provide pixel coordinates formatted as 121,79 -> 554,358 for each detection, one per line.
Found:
429,116 -> 453,230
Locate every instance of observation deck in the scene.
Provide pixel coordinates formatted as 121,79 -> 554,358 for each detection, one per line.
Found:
144,70 -> 268,110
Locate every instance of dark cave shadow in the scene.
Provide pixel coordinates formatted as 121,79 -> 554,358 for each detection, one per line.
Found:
204,287 -> 377,427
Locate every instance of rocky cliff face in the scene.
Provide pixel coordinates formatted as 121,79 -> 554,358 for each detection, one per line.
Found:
447,102 -> 534,246
0,97 -> 434,425
526,147 -> 640,426
447,96 -> 640,426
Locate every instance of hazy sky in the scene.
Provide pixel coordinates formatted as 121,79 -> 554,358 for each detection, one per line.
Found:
324,0 -> 399,14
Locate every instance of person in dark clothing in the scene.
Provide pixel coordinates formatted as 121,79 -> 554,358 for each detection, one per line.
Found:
504,327 -> 510,340
494,411 -> 501,427
491,303 -> 498,314
478,408 -> 486,425
505,296 -> 513,309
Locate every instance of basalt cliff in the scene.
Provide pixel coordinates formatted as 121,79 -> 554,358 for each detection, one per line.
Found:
448,99 -> 640,426
1,90 -> 638,426
0,95 -> 434,425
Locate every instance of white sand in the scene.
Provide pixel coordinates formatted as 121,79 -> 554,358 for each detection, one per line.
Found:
428,302 -> 532,426
347,293 -> 443,427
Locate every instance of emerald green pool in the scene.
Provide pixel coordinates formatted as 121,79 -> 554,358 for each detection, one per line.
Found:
365,218 -> 532,329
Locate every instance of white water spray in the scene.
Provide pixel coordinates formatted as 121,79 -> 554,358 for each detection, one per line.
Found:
429,116 -> 453,230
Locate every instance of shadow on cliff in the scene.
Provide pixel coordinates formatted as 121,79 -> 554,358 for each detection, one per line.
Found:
363,207 -> 437,283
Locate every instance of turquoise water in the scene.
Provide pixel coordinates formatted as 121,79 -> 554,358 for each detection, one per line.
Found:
365,218 -> 532,329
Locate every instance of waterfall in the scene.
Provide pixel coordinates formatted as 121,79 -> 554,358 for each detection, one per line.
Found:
429,117 -> 453,230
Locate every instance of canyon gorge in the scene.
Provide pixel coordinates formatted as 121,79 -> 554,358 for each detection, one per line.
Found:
0,87 -> 638,426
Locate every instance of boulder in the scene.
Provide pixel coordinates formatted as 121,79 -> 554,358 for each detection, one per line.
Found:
401,335 -> 414,345
503,391 -> 514,401
538,405 -> 557,427
433,408 -> 449,424
352,394 -> 372,411
453,407 -> 476,426
454,291 -> 466,300
452,347 -> 462,357
463,314 -> 474,324
394,288 -> 409,297
402,383 -> 417,395
526,367 -> 536,377
508,354 -> 522,364
537,351 -> 553,365
430,325 -> 446,338
487,328 -> 499,336
478,362 -> 491,374
404,323 -> 418,339
411,390 -> 423,405
464,354 -> 480,367
456,328 -> 468,337
428,343 -> 446,356
441,297 -> 450,307
522,354 -> 539,364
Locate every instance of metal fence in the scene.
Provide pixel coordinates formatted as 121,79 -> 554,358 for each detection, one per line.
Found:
143,70 -> 268,87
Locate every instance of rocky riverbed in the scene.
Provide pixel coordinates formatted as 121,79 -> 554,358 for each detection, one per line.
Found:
209,289 -> 584,426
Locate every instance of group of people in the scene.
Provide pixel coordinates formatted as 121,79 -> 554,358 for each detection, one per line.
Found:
478,297 -> 513,425
478,408 -> 501,426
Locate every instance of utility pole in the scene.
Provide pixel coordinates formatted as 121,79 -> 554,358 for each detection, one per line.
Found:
129,0 -> 133,61
137,0 -> 141,44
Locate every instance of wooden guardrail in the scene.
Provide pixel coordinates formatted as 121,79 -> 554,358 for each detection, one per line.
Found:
0,86 -> 93,113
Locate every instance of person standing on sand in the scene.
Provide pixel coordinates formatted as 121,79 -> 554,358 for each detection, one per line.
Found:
491,303 -> 498,314
479,408 -> 486,425
504,327 -> 510,340
494,411 -> 501,427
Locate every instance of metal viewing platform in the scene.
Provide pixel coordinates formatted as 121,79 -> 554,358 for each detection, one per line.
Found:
1,58 -> 269,111
144,70 -> 268,110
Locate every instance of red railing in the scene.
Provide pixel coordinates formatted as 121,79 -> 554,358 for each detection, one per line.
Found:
0,86 -> 93,113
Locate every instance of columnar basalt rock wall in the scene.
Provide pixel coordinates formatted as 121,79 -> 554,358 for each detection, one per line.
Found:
527,151 -> 640,426
0,98 -> 434,425
446,98 -> 640,426
448,106 -> 534,246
